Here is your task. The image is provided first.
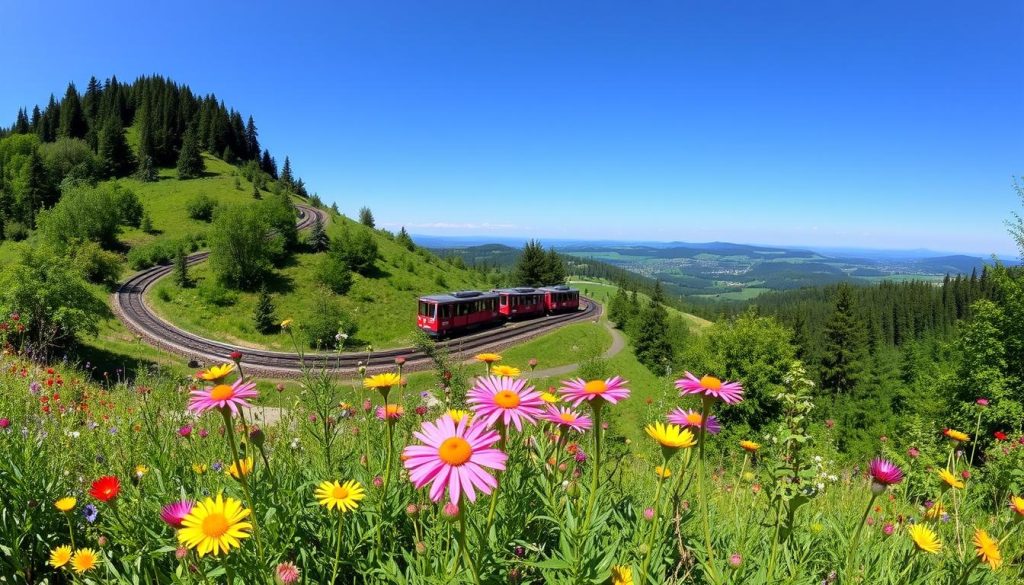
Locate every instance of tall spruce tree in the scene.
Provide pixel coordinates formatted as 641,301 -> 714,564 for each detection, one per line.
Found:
173,246 -> 191,288
512,240 -> 548,287
245,116 -> 259,160
176,124 -> 205,179
58,83 -> 87,139
608,286 -> 632,329
308,215 -> 329,252
358,206 -> 375,228
820,283 -> 868,397
632,281 -> 674,373
396,226 -> 415,251
281,156 -> 293,187
96,115 -> 134,178
253,287 -> 277,334
544,249 -> 567,284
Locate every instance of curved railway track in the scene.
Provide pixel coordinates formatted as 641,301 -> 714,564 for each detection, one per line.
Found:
112,204 -> 599,376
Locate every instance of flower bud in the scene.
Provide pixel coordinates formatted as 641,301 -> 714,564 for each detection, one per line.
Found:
729,553 -> 742,568
442,503 -> 460,520
249,427 -> 265,448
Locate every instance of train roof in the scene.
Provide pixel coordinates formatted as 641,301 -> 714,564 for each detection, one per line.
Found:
491,287 -> 542,294
419,290 -> 499,303
538,285 -> 577,292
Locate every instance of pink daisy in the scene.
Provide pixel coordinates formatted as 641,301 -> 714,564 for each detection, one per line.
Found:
376,404 -> 405,422
559,376 -> 630,407
667,408 -> 722,434
402,416 -> 507,504
540,405 -> 593,433
675,372 -> 743,405
188,379 -> 258,415
159,500 -> 195,529
868,457 -> 904,487
466,376 -> 544,431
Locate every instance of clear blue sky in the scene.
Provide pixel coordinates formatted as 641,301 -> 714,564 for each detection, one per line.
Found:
2,1 -> 1022,255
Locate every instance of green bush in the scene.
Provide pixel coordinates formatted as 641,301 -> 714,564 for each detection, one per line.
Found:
71,241 -> 123,287
315,252 -> 354,294
301,293 -> 356,349
186,193 -> 217,222
198,280 -> 238,307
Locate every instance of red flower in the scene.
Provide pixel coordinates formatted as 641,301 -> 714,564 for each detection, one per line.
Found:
90,476 -> 121,502
229,351 -> 243,361
994,431 -> 1007,441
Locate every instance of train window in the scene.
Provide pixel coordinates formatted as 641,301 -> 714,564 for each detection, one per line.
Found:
418,302 -> 435,318
500,295 -> 508,306
441,304 -> 452,319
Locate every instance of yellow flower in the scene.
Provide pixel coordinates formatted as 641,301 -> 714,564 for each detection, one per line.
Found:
71,548 -> 100,574
974,529 -> 1001,570
280,319 -> 293,329
315,480 -> 366,513
55,497 -> 76,512
198,363 -> 235,382
611,564 -> 634,585
226,457 -> 253,479
177,493 -> 252,557
943,428 -> 970,442
363,373 -> 402,390
192,463 -> 208,475
1009,495 -> 1024,518
645,422 -> 696,451
540,392 -> 560,404
938,468 -> 964,490
448,409 -> 472,424
739,440 -> 761,453
48,545 -> 72,568
475,353 -> 502,364
134,464 -> 149,478
924,502 -> 946,522
491,365 -> 521,377
655,466 -> 672,480
908,524 -> 942,554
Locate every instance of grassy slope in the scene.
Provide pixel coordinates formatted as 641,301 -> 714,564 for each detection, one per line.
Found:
569,279 -> 712,330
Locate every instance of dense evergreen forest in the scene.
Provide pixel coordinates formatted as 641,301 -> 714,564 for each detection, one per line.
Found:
0,75 -> 309,237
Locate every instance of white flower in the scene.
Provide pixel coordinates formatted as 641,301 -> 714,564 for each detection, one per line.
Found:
814,455 -> 822,463
816,482 -> 825,491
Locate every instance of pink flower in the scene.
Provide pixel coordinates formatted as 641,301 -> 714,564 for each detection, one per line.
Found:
869,458 -> 904,492
467,376 -> 544,431
178,425 -> 192,438
667,408 -> 722,434
402,417 -> 507,504
188,379 -> 258,415
540,405 -> 593,433
275,561 -> 301,584
159,500 -> 194,528
558,376 -> 630,407
976,398 -> 989,406
395,356 -> 407,366
883,523 -> 895,536
675,372 -> 743,405
643,507 -> 655,521
908,447 -> 920,459
0,418 -> 10,429
376,404 -> 404,422
229,351 -> 243,362
729,553 -> 742,568
442,502 -> 460,519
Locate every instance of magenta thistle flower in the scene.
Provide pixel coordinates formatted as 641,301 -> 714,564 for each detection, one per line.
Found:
402,416 -> 507,504
675,372 -> 744,405
667,408 -> 722,434
540,405 -> 593,433
188,379 -> 258,415
159,500 -> 195,529
558,376 -> 630,407
869,457 -> 904,492
466,376 -> 544,431
275,561 -> 301,584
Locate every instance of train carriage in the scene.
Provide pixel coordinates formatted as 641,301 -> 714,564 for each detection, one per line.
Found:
493,287 -> 547,319
417,291 -> 501,338
540,285 -> 580,313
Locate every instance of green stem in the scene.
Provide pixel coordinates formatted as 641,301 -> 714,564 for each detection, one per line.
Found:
221,410 -> 265,565
765,500 -> 782,580
65,513 -> 75,548
457,505 -> 481,585
969,410 -> 982,467
640,457 -> 669,580
697,398 -> 719,585
843,492 -> 879,584
584,402 -> 603,530
383,391 -> 394,490
330,512 -> 344,584
485,424 -> 507,536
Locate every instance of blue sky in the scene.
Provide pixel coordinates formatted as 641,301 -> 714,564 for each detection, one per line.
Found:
2,1 -> 1022,255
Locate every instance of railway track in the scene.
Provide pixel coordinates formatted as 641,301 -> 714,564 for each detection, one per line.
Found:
112,204 -> 599,377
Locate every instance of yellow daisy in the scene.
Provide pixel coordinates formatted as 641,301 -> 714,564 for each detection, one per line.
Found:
943,428 -> 970,442
645,422 -> 696,452
924,502 -> 946,522
908,524 -> 941,554
134,464 -> 149,478
71,548 -> 100,574
280,319 -> 293,329
198,363 -> 235,382
1009,495 -> 1024,518
192,463 -> 208,475
363,373 -> 402,390
739,440 -> 761,453
48,545 -> 72,568
177,493 -> 252,557
655,466 -> 672,480
475,353 -> 502,364
315,480 -> 366,513
54,497 -> 76,512
611,564 -> 634,585
974,529 -> 1001,570
448,409 -> 472,424
226,457 -> 253,479
491,365 -> 521,377
938,468 -> 964,490
540,392 -> 560,404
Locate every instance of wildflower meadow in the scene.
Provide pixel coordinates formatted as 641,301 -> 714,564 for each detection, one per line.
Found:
1,334 -> 1022,584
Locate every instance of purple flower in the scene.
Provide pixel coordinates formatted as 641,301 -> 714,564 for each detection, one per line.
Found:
868,458 -> 903,493
160,500 -> 195,528
29,381 -> 41,395
211,461 -> 223,472
83,504 -> 98,523
0,418 -> 9,429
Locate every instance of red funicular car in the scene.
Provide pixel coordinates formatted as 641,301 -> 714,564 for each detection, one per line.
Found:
493,288 -> 547,319
417,291 -> 500,338
540,285 -> 580,313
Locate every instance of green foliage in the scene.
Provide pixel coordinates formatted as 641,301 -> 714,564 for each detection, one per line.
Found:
96,115 -> 134,178
396,226 -> 415,251
140,211 -> 154,234
512,239 -> 566,287
176,124 -> 205,179
301,293 -> 355,349
0,244 -> 108,354
334,227 -> 379,275
186,193 -> 217,221
69,241 -> 123,287
607,285 -> 635,329
207,204 -> 285,290
631,282 -> 673,373
308,215 -> 329,252
173,246 -> 191,288
253,286 -> 277,334
38,137 -> 98,184
358,206 -> 375,228
36,183 -> 132,248
820,283 -> 867,397
315,251 -> 354,294
112,185 -> 144,227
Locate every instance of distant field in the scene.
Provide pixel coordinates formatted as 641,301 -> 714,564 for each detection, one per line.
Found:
693,287 -> 771,301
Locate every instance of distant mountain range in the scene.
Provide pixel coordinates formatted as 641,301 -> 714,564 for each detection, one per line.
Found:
423,237 -> 1018,300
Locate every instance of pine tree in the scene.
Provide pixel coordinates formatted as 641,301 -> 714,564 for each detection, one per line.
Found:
140,212 -> 154,234
632,281 -> 674,373
308,215 -> 329,252
58,83 -> 87,139
176,124 -> 205,179
281,156 -> 293,187
608,286 -> 632,329
253,287 -> 277,334
543,249 -> 567,285
260,149 -> 274,176
96,115 -> 135,178
252,183 -> 262,199
396,226 -> 415,251
512,240 -> 548,287
820,283 -> 868,397
358,206 -> 375,228
245,116 -> 259,160
13,108 -> 29,134
20,150 -> 52,227
135,155 -> 158,182
174,247 -> 191,288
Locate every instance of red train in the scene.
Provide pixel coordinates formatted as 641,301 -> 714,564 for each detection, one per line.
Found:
416,286 -> 580,338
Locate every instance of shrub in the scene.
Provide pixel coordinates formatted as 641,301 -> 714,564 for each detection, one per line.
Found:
316,252 -> 354,294
4,221 -> 30,242
301,293 -> 356,349
198,280 -> 238,307
186,193 -> 217,222
71,241 -> 123,287
207,204 -> 284,290
113,185 -> 144,228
